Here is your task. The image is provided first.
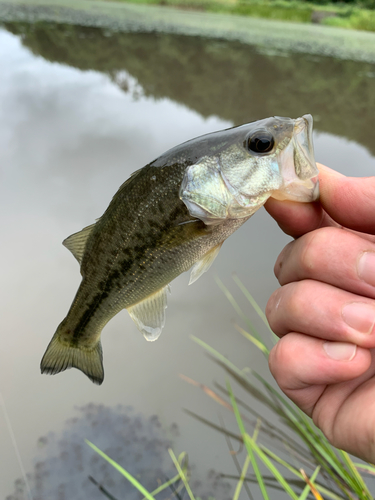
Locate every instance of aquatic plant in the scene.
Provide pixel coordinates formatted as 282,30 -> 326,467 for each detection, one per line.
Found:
6,405 -> 229,500
87,276 -> 375,499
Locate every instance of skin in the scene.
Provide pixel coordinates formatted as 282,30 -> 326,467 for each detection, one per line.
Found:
264,163 -> 375,463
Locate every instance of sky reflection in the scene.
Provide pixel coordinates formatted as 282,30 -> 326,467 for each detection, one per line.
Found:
1,24 -> 375,499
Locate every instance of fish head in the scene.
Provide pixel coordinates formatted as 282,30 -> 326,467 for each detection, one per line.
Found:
220,114 -> 319,206
180,115 -> 319,225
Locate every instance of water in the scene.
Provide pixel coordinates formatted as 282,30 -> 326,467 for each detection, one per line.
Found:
1,3 -> 375,499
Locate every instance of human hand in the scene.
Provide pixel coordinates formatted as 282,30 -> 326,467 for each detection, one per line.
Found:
264,164 -> 375,463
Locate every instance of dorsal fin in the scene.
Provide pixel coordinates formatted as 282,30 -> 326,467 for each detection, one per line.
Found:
63,223 -> 96,264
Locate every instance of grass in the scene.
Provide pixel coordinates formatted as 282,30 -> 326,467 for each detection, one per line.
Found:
86,276 -> 375,499
97,0 -> 375,31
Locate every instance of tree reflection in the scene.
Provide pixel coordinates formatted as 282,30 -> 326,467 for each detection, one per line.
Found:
7,404 -> 230,500
3,21 -> 375,156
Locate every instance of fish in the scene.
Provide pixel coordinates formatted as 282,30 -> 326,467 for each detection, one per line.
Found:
41,114 -> 319,385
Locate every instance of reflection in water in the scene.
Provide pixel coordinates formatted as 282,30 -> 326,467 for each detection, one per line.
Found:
3,21 -> 375,155
1,16 -> 375,500
7,404 -> 230,500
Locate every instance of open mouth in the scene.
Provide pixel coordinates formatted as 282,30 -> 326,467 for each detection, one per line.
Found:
293,114 -> 319,201
271,114 -> 319,203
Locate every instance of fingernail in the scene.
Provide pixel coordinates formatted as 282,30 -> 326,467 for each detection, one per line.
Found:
342,302 -> 375,335
323,342 -> 356,361
358,252 -> 375,287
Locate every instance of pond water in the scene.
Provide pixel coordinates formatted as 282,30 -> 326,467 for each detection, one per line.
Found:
1,3 -> 375,499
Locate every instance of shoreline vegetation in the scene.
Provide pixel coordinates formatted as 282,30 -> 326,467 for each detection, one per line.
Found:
101,0 -> 375,31
86,279 -> 375,500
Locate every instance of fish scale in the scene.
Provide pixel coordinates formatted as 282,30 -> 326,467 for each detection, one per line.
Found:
41,115 -> 319,384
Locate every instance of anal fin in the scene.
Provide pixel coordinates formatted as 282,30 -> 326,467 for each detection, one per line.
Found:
189,243 -> 223,285
127,285 -> 170,341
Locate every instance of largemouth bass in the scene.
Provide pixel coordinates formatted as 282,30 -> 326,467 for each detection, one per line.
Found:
41,115 -> 319,385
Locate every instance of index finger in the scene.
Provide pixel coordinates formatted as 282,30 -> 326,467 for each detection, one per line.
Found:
264,164 -> 336,238
265,164 -> 375,238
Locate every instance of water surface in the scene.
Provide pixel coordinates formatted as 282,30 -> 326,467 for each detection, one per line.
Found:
1,7 -> 375,500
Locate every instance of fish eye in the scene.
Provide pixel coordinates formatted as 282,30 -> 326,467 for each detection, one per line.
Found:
247,130 -> 275,154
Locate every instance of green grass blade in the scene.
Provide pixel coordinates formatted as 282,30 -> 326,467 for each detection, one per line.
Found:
227,380 -> 270,500
168,448 -> 196,500
232,274 -> 274,336
235,324 -> 270,357
85,440 -> 156,500
250,371 -> 372,496
338,450 -> 373,499
89,475 -> 120,500
260,445 -> 302,477
233,455 -> 251,500
191,335 -> 246,379
184,409 -> 242,442
215,276 -> 261,341
191,337 -> 280,414
298,466 -> 320,500
247,375 -> 353,487
146,472 -> 183,499
259,447 -> 344,500
352,462 -> 375,475
242,432 -> 300,500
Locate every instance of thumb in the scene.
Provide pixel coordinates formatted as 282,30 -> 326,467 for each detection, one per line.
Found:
319,164 -> 375,234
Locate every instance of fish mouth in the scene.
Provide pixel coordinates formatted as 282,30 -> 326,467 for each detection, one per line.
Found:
272,114 -> 319,203
292,114 -> 319,201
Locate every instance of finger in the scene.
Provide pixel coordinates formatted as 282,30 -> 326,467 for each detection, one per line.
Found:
265,164 -> 375,238
312,354 -> 375,463
319,164 -> 375,234
274,226 -> 375,299
266,280 -> 375,348
264,164 -> 338,238
264,197 -> 329,238
268,332 -> 372,416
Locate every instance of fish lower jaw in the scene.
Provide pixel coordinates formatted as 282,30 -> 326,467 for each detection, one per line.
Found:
271,176 -> 319,202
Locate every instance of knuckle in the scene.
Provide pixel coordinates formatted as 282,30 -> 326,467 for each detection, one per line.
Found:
275,282 -> 308,329
269,336 -> 299,388
266,282 -> 311,335
298,227 -> 337,276
265,288 -> 282,327
274,241 -> 293,279
285,281 -> 309,318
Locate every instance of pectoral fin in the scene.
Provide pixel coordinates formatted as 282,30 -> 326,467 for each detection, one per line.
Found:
189,243 -> 223,285
127,285 -> 170,341
63,223 -> 96,264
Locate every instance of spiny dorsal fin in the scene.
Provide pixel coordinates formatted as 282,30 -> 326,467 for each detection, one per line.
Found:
63,223 -> 96,264
189,243 -> 223,285
127,285 -> 170,341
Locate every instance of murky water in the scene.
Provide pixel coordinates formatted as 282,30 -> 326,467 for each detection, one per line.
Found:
1,5 -> 375,500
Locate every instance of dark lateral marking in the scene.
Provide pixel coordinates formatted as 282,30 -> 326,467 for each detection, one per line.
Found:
157,201 -> 165,214
72,291 -> 109,343
72,267 -> 123,341
148,220 -> 162,231
120,259 -> 132,274
122,248 -> 134,259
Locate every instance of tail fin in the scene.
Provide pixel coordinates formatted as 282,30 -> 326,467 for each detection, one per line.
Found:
40,330 -> 104,385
